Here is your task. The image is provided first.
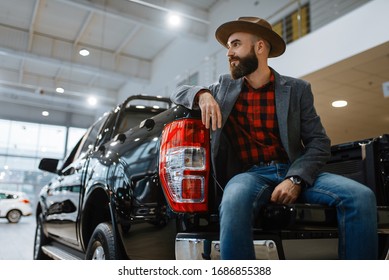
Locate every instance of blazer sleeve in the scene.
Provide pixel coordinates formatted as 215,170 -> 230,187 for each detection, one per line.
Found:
170,76 -> 224,109
170,85 -> 208,109
285,81 -> 331,186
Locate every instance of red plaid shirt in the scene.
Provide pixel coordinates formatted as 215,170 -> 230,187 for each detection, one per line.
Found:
224,73 -> 288,168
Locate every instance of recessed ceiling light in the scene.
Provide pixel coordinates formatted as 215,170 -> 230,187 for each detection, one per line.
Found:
42,111 -> 49,117
332,100 -> 348,108
56,87 -> 64,93
79,48 -> 90,56
87,96 -> 97,106
167,13 -> 181,27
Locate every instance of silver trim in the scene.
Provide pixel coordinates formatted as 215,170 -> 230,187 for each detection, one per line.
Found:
42,245 -> 82,260
175,238 -> 279,260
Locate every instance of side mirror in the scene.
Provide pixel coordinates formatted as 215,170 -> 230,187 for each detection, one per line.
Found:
38,158 -> 60,174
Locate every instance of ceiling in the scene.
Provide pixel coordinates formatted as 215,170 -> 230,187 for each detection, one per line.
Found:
0,0 -> 217,115
0,0 -> 388,145
303,41 -> 389,144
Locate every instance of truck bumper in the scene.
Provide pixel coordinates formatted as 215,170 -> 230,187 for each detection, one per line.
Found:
175,236 -> 279,260
175,204 -> 389,260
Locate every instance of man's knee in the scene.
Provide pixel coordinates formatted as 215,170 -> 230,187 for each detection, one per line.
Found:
355,185 -> 377,208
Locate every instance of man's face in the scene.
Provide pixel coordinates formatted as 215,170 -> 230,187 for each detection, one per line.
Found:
227,33 -> 258,79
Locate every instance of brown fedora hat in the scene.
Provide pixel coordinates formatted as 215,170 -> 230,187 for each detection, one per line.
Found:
215,17 -> 286,57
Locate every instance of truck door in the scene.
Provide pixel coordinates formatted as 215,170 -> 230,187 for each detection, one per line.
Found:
45,114 -> 108,248
44,157 -> 87,246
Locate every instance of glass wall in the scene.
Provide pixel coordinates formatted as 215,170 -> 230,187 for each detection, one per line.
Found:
0,119 -> 87,208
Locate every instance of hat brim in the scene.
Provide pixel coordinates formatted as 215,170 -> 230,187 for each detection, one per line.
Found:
215,21 -> 286,57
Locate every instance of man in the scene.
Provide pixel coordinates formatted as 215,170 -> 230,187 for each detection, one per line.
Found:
170,17 -> 378,260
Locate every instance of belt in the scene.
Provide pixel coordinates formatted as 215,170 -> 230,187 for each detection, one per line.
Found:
244,160 -> 289,171
257,160 -> 288,166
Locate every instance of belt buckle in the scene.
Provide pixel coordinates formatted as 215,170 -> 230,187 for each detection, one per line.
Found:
259,161 -> 274,166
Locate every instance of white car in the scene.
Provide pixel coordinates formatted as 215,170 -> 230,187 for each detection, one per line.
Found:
0,190 -> 33,223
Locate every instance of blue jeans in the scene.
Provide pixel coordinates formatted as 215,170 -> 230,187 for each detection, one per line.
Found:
219,163 -> 378,260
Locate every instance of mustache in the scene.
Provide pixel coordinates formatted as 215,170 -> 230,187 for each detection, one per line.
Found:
229,56 -> 240,63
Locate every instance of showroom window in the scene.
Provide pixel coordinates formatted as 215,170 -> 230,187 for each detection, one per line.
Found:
0,118 -> 87,204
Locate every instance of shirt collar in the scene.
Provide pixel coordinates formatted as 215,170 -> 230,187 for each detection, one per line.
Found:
243,72 -> 275,92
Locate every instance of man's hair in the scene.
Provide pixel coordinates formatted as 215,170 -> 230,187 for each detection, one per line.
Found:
250,34 -> 271,56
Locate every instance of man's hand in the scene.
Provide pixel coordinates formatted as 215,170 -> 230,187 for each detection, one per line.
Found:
196,90 -> 222,131
270,179 -> 302,204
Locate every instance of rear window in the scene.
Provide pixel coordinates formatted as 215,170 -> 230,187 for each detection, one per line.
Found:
0,193 -> 18,199
116,109 -> 162,134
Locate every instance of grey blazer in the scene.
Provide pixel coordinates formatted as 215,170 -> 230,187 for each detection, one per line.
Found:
170,69 -> 331,186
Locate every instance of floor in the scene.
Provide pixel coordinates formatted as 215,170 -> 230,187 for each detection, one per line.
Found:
0,215 -> 35,260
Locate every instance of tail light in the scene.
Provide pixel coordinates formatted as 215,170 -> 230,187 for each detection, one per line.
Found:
159,119 -> 210,212
20,199 -> 30,204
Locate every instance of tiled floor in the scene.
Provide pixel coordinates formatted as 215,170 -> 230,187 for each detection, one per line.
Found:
0,215 -> 35,260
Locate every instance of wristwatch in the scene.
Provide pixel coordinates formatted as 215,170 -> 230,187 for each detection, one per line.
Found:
289,176 -> 303,186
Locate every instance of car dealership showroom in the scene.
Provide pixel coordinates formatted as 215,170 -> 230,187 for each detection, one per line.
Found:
0,0 -> 388,269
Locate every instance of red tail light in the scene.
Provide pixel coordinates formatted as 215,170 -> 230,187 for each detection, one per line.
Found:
20,199 -> 30,204
159,119 -> 210,212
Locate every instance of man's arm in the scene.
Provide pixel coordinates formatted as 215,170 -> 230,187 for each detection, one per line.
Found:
170,85 -> 209,110
285,81 -> 331,185
170,79 -> 223,131
272,81 -> 331,204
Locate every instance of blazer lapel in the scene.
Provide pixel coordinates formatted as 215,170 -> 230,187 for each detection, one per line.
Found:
274,71 -> 291,156
211,77 -> 243,161
218,78 -> 243,127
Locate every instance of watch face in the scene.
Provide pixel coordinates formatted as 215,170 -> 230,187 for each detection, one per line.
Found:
291,176 -> 302,184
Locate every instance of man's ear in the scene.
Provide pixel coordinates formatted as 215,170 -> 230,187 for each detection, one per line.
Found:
256,40 -> 264,54
257,40 -> 270,57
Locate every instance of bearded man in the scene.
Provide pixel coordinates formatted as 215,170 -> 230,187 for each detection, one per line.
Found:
170,17 -> 378,260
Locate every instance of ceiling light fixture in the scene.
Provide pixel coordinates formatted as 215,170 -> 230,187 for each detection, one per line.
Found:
126,0 -> 209,24
167,13 -> 181,27
332,100 -> 348,108
42,111 -> 49,117
87,96 -> 97,106
56,87 -> 64,93
79,48 -> 90,56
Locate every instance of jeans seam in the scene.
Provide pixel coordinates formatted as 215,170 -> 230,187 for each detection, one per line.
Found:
305,187 -> 345,258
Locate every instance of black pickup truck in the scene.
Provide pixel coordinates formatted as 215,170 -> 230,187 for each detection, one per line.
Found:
34,95 -> 389,260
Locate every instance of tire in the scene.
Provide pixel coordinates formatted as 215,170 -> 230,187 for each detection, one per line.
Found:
6,209 -> 21,223
33,213 -> 51,260
85,222 -> 118,260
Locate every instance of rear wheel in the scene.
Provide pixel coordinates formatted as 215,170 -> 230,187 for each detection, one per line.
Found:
85,222 -> 118,260
6,209 -> 21,223
33,213 -> 50,260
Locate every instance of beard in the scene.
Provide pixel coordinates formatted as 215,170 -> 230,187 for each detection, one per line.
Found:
229,47 -> 258,80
